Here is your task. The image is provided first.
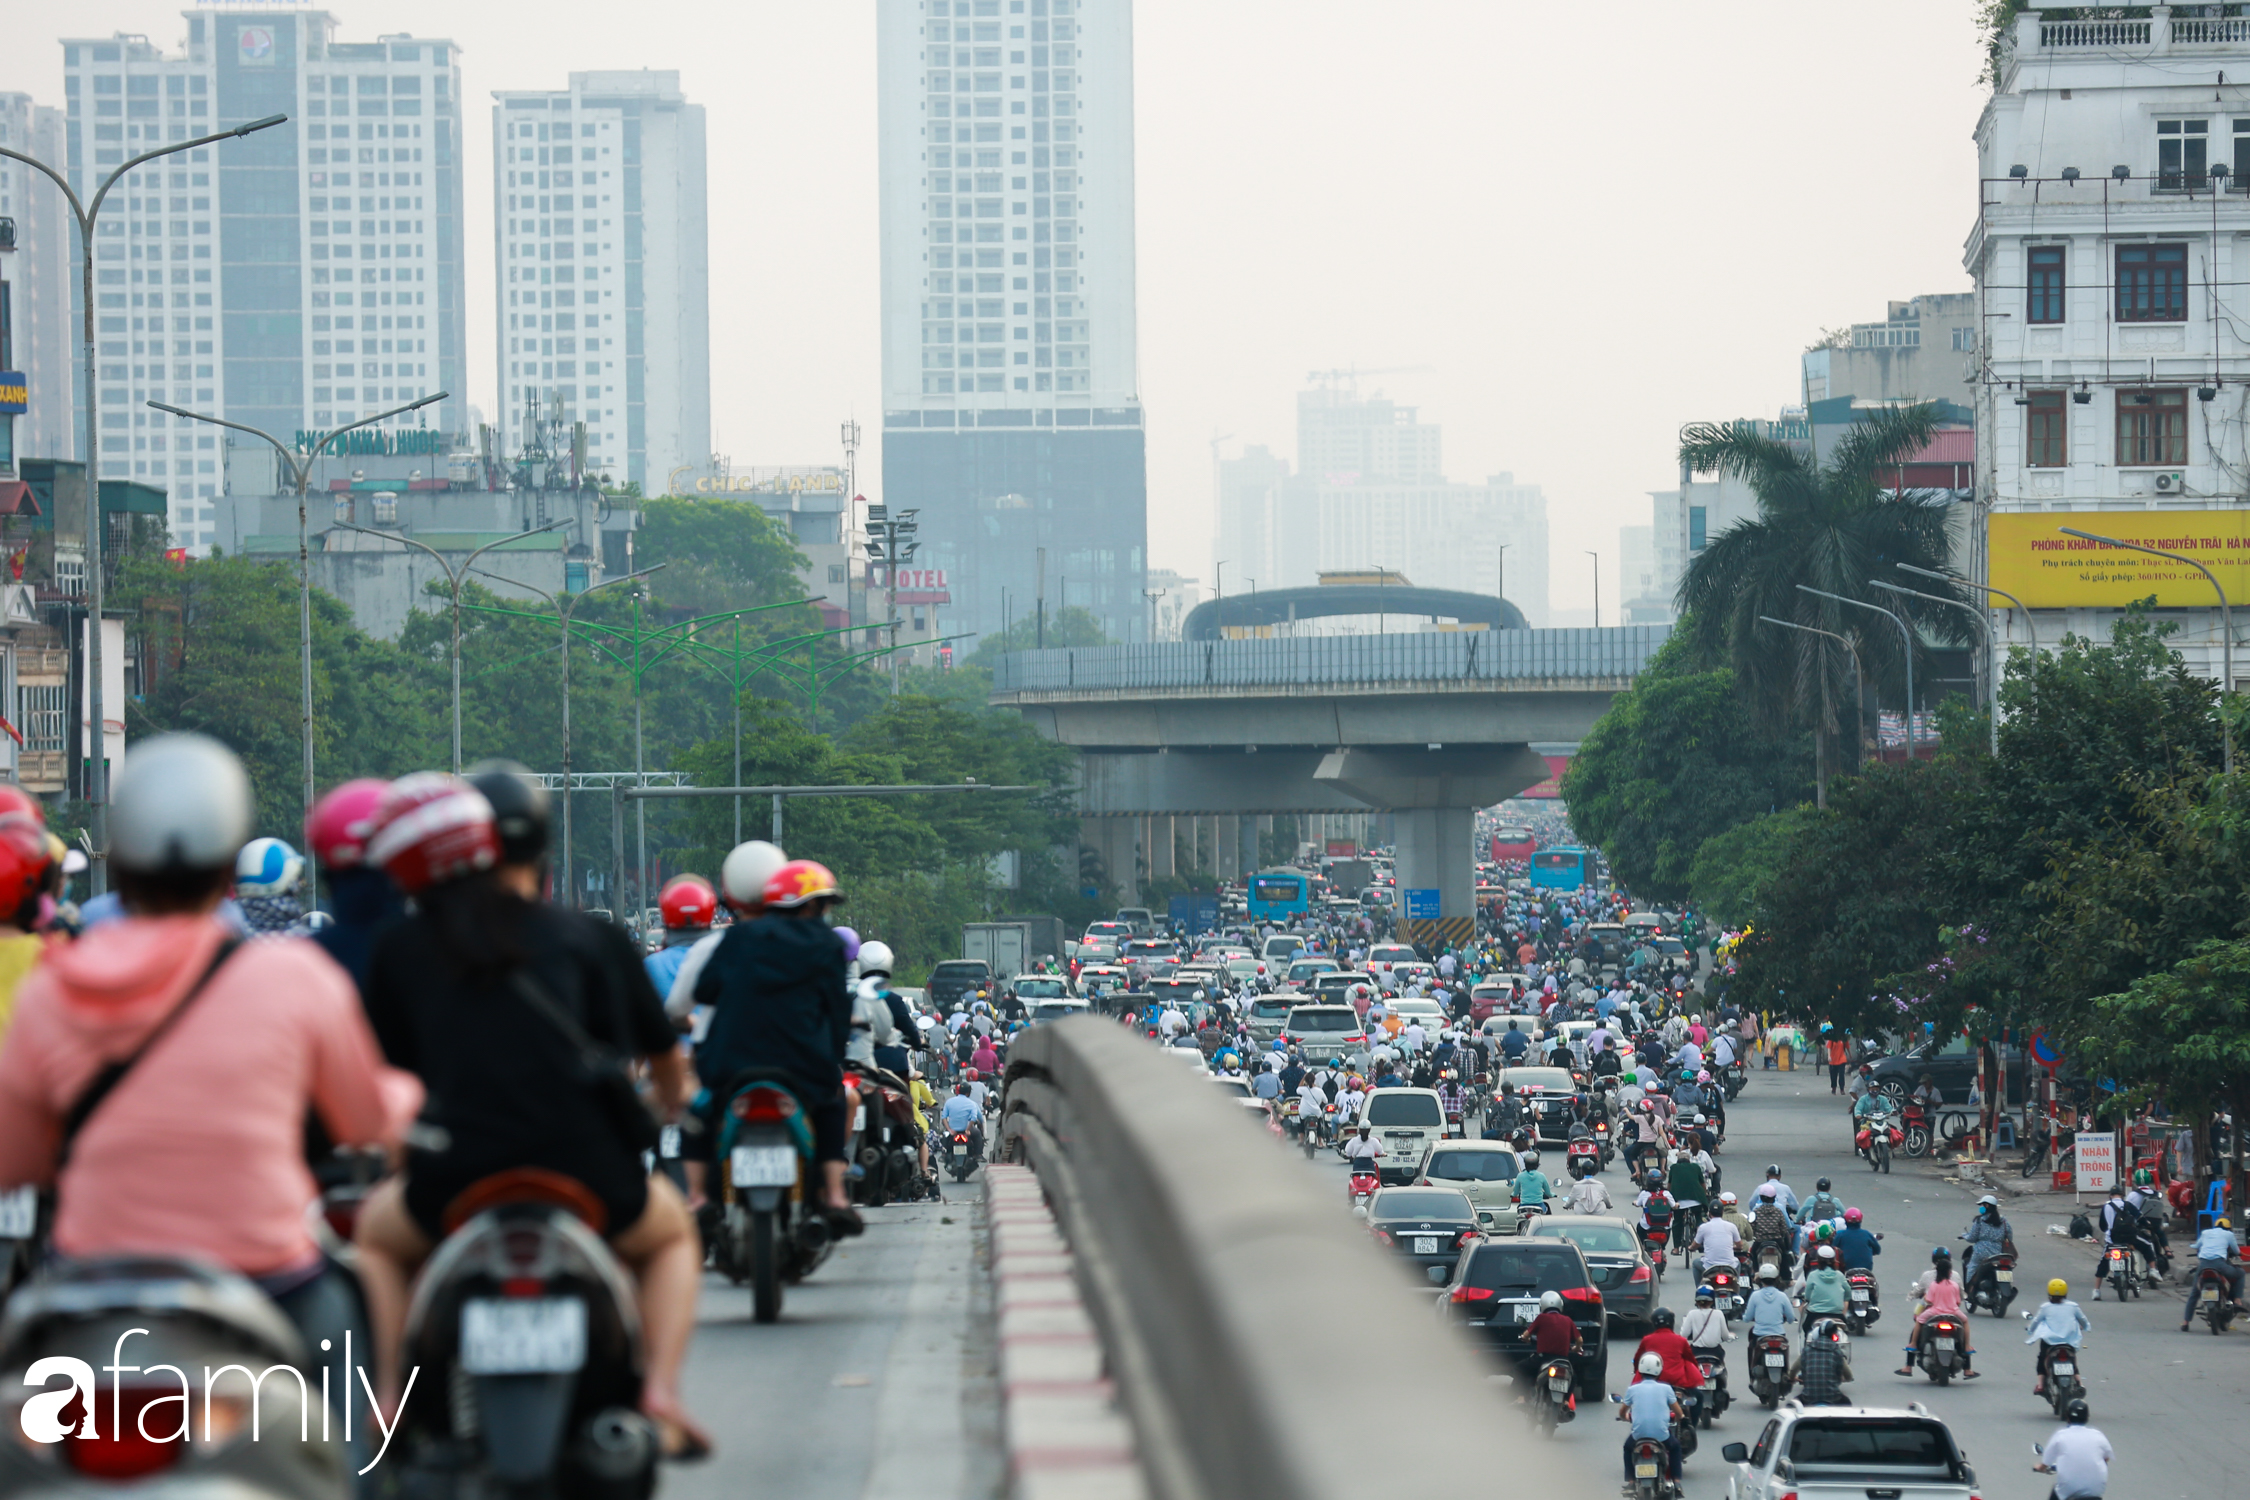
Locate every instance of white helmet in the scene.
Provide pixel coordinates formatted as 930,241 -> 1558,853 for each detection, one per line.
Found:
720,839 -> 787,909
1637,1352 -> 1664,1377
858,939 -> 895,976
234,836 -> 305,896
112,733 -> 253,874
1539,1290 -> 1563,1312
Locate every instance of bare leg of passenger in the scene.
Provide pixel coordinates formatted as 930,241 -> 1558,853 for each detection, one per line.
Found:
682,1158 -> 708,1210
352,1178 -> 433,1416
611,1174 -> 709,1457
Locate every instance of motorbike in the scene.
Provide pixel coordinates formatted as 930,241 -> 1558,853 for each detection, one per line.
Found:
1638,1224 -> 1669,1280
0,1257 -> 349,1500
1966,1250 -> 2018,1317
2101,1242 -> 2142,1301
2189,1265 -> 2239,1333
1348,1165 -> 1381,1214
1844,1268 -> 1880,1332
1567,1138 -> 1602,1180
1692,1351 -> 1729,1425
1747,1332 -> 1791,1407
1722,1061 -> 1747,1102
713,1072 -> 835,1323
1530,1354 -> 1576,1433
2037,1339 -> 2083,1417
394,1171 -> 660,1500
946,1128 -> 983,1183
844,1068 -> 928,1208
1901,1099 -> 1933,1158
1701,1266 -> 1746,1321
1915,1313 -> 1969,1385
1750,1240 -> 1787,1287
1854,1113 -> 1903,1174
1628,1433 -> 1680,1500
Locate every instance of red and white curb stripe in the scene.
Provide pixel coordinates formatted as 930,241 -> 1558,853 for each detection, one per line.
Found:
985,1164 -> 1148,1500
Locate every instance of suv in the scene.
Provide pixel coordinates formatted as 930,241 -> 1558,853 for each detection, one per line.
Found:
1721,1407 -> 1979,1500
1867,1035 -> 2027,1106
1280,1004 -> 1368,1064
1365,943 -> 1420,987
928,959 -> 992,1011
1260,934 -> 1306,965
1439,1237 -> 1608,1402
1245,994 -> 1300,1048
1415,1141 -> 1523,1235
1357,1088 -> 1448,1184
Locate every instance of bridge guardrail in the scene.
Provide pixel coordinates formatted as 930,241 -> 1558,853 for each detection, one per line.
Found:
989,626 -> 1668,694
998,1017 -> 1611,1500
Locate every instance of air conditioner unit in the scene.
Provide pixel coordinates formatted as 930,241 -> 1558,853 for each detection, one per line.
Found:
2155,472 -> 2185,494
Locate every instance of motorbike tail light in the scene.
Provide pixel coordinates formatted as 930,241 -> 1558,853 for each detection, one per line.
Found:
1449,1285 -> 1497,1302
734,1087 -> 800,1123
501,1276 -> 547,1298
63,1388 -> 191,1479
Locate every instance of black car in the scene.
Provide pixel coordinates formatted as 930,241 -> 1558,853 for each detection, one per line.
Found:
1440,1237 -> 1609,1401
928,959 -> 993,1012
1526,1215 -> 1657,1329
1867,1034 -> 2026,1106
1364,1187 -> 1482,1286
1498,1065 -> 1585,1143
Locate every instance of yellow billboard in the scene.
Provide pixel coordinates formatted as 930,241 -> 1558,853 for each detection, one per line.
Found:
1988,510 -> 2250,608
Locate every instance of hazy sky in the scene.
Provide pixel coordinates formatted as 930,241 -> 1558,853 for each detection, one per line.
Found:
0,1 -> 1989,618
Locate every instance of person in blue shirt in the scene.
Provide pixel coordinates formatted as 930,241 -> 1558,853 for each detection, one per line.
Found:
1514,1151 -> 1553,1212
1832,1207 -> 1882,1306
644,875 -> 717,999
2182,1216 -> 2244,1329
1744,1265 -> 1795,1338
2024,1277 -> 2090,1396
940,1081 -> 984,1160
1616,1353 -> 1683,1485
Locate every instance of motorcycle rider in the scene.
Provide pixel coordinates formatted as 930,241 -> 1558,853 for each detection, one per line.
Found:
2094,1184 -> 2141,1300
1801,1243 -> 1850,1332
1514,1149 -> 1553,1214
2180,1214 -> 2244,1329
1790,1318 -> 1854,1406
2034,1399 -> 2112,1500
1634,1306 -> 1705,1396
305,778 -> 405,993
1568,1163 -> 1615,1215
1761,1163 -> 1800,1217
645,875 -> 717,999
1745,1265 -> 1794,1342
1691,1201 -> 1743,1280
0,798 -> 51,1043
1899,1248 -> 1978,1377
2123,1167 -> 2172,1276
0,736 -> 420,1452
1617,1351 -> 1685,1489
1520,1288 -> 1583,1397
1799,1175 -> 1847,1227
1486,1078 -> 1530,1140
1962,1194 -> 2014,1294
352,769 -> 709,1455
1750,1183 -> 1795,1279
2025,1278 -> 2090,1396
1343,1123 -> 1386,1175
234,835 -> 313,937
941,1080 -> 984,1159
1680,1281 -> 1732,1380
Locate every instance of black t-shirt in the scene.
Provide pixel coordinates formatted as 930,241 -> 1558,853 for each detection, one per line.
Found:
365,899 -> 675,1190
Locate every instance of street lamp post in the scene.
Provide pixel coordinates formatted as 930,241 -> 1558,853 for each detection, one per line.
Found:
2058,525 -> 2233,773
1758,615 -> 1865,801
1496,544 -> 1511,612
1872,577 -> 1997,756
469,563 -> 664,905
1,112 -> 288,892
1799,585 -> 1920,760
1586,551 -> 1600,628
152,391 -> 447,877
1899,563 -> 2039,661
333,518 -> 567,770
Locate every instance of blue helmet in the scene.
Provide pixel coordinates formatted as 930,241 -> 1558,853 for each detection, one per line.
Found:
235,836 -> 304,896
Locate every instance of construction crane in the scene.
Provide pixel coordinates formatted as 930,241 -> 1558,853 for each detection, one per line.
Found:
1305,364 -> 1434,389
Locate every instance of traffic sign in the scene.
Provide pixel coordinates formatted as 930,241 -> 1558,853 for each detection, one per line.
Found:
1404,887 -> 1440,920
2028,1030 -> 2064,1072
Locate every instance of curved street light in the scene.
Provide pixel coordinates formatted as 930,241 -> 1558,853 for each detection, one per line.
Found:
2057,525 -> 2232,773
1798,585 -> 1920,761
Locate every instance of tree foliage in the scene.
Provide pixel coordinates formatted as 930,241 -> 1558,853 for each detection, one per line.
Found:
1686,809 -> 1810,928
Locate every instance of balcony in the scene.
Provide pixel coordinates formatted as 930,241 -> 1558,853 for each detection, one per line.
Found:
2013,8 -> 2250,64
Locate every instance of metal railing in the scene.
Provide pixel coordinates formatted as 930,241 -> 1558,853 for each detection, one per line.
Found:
997,1017 -> 1609,1500
991,625 -> 1668,694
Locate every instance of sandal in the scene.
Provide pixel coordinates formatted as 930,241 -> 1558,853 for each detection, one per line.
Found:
656,1419 -> 713,1463
824,1204 -> 867,1238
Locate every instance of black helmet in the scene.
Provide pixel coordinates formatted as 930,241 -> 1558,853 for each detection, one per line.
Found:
2062,1398 -> 2089,1425
466,759 -> 550,865
1650,1306 -> 1675,1330
1816,1177 -> 1831,1192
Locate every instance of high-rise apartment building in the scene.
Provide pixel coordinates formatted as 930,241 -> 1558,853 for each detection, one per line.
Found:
492,71 -> 708,494
876,0 -> 1147,643
58,9 -> 467,547
0,95 -> 74,467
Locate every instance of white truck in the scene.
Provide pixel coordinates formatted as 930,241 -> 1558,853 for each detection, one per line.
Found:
962,922 -> 1032,982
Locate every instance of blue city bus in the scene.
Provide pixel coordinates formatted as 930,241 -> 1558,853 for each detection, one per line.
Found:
1245,869 -> 1312,923
1528,847 -> 1593,890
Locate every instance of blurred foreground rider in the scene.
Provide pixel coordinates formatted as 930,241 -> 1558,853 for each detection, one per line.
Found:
306,777 -> 403,993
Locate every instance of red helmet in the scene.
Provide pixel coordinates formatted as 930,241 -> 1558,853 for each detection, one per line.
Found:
0,813 -> 51,916
762,858 -> 841,910
0,785 -> 44,828
366,773 -> 500,895
660,874 -> 717,929
306,777 -> 390,870
963,1068 -> 979,1082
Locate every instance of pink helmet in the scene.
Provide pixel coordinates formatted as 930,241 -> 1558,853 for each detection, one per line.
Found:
367,773 -> 500,895
1844,1206 -> 1863,1225
306,777 -> 390,870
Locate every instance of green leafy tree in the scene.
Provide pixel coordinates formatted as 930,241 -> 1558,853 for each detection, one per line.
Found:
634,496 -> 811,614
1686,808 -> 1810,927
1562,631 -> 1815,901
968,605 -> 1110,667
2075,938 -> 2250,1125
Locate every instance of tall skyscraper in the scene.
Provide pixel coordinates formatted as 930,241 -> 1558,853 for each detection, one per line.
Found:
492,71 -> 708,494
58,9 -> 467,547
876,0 -> 1147,643
0,95 -> 75,466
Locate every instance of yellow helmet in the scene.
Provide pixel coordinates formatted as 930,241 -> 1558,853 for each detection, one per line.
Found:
2219,1217 -> 2234,1230
2047,1278 -> 2069,1297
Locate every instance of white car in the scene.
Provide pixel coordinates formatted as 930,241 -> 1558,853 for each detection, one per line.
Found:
1384,962 -> 1438,995
1365,943 -> 1420,987
1356,1087 -> 1449,1184
1386,998 -> 1448,1037
1224,955 -> 1269,985
1722,1405 -> 1978,1500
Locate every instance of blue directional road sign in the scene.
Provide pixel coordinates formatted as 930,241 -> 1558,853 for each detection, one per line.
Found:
1404,887 -> 1441,920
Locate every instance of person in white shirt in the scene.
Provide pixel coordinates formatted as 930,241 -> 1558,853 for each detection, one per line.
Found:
2035,1403 -> 2111,1499
1402,1022 -> 1426,1054
1341,1125 -> 1385,1169
1158,1005 -> 1188,1040
1711,1032 -> 1737,1070
1568,1170 -> 1614,1215
1693,1211 -> 1744,1272
1679,1284 -> 1733,1374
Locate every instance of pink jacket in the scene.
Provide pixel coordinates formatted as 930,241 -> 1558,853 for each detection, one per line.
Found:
0,915 -> 421,1276
1915,1275 -> 1966,1324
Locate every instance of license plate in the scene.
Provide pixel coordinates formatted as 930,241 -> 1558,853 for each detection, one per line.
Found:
1549,1377 -> 1571,1392
0,1185 -> 33,1238
731,1143 -> 798,1187
1765,1354 -> 1785,1367
659,1125 -> 681,1159
853,1107 -> 867,1132
1413,1236 -> 1439,1254
2053,1361 -> 2073,1375
460,1297 -> 587,1375
1851,1289 -> 1869,1300
1635,1463 -> 1659,1478
1996,1268 -> 2014,1282
1934,1337 -> 1956,1350
1513,1302 -> 1537,1323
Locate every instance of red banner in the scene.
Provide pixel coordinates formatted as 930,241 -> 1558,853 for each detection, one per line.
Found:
1518,754 -> 1571,799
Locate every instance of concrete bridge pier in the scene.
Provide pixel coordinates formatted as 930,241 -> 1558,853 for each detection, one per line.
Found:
1215,815 -> 1242,881
1148,815 -> 1175,880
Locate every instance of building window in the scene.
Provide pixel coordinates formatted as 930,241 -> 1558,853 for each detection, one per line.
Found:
2116,388 -> 2188,466
2157,118 -> 2209,190
1688,505 -> 1707,552
2027,245 -> 2065,323
2026,390 -> 2067,467
2116,243 -> 2187,322
1951,326 -> 1977,351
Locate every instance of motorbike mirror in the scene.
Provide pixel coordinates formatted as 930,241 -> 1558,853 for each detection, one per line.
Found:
1721,1443 -> 1749,1463
1352,1205 -> 1368,1219
2032,1442 -> 2044,1457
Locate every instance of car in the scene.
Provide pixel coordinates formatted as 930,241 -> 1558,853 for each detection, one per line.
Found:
1244,994 -> 1300,1048
1260,934 -> 1306,965
1142,975 -> 1210,1010
1280,1003 -> 1368,1064
1415,1141 -> 1524,1236
1469,978 -> 1531,1023
1381,998 -> 1449,1040
1114,907 -> 1156,936
1866,1034 -> 2028,1106
1438,1236 -> 1609,1402
1365,942 -> 1420,986
1083,920 -> 1133,943
1384,961 -> 1439,994
1526,1215 -> 1658,1329
1223,955 -> 1268,985
1363,1186 -> 1483,1287
1027,999 -> 1093,1024
1160,1042 -> 1210,1073
1720,1406 -> 1979,1500
1313,970 -> 1374,1009
928,959 -> 993,1011
1075,964 -> 1129,1007
1623,912 -> 1667,940
1356,1087 -> 1449,1183
1013,975 -> 1075,1003
1491,1064 -> 1583,1143
1285,957 -> 1340,987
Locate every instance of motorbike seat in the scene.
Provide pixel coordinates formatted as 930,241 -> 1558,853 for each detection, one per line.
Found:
442,1168 -> 608,1236
0,1255 -> 305,1368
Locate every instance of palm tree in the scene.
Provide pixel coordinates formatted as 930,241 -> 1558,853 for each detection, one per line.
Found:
1675,403 -> 1964,800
